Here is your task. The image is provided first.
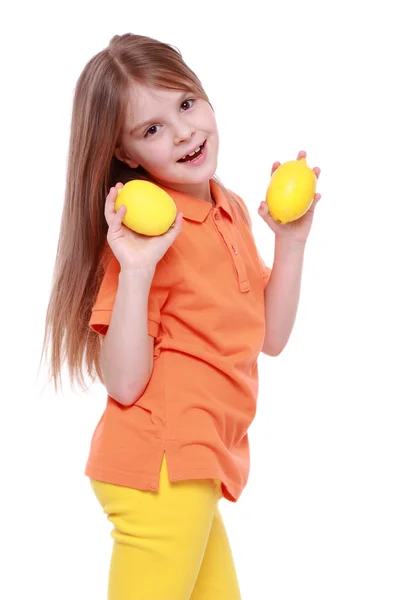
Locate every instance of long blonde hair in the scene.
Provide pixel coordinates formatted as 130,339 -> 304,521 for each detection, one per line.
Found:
40,33 -> 249,394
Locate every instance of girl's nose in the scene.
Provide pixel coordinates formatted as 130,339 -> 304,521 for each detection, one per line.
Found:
174,125 -> 196,145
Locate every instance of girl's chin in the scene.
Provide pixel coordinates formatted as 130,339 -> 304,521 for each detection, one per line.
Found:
175,159 -> 217,182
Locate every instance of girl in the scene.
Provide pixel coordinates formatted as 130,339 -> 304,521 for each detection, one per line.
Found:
42,33 -> 321,599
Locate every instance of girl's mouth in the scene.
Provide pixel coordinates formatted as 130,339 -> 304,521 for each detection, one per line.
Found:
177,140 -> 206,163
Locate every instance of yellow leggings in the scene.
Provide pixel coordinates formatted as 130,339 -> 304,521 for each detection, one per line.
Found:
90,454 -> 241,600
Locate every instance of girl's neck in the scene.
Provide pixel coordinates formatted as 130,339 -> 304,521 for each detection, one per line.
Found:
153,178 -> 214,205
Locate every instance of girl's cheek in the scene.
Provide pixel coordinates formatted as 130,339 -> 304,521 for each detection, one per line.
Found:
155,146 -> 170,165
152,151 -> 165,166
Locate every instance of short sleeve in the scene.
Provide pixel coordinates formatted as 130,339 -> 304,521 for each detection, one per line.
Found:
89,246 -> 172,338
230,190 -> 271,290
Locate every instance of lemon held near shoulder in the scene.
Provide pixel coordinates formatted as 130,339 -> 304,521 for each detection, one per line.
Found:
266,157 -> 317,224
115,180 -> 177,236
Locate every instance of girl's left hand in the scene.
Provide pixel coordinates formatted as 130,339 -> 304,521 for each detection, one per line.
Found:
258,150 -> 321,244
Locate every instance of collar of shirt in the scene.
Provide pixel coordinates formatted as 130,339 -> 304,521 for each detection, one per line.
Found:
158,179 -> 233,223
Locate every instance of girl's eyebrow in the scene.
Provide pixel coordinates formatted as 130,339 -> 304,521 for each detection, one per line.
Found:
129,91 -> 190,135
130,117 -> 157,136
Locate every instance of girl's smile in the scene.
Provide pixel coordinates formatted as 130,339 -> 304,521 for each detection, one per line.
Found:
177,139 -> 207,166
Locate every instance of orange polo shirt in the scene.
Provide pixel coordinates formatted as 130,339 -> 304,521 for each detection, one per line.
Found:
85,179 -> 270,501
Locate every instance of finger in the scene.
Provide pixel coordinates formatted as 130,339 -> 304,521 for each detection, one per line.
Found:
105,186 -> 117,203
104,186 -> 119,222
173,211 -> 184,229
297,150 -> 307,160
109,204 -> 126,234
258,202 -> 279,226
105,184 -> 125,222
167,212 -> 184,234
258,201 -> 271,219
307,196 -> 321,213
271,161 -> 281,176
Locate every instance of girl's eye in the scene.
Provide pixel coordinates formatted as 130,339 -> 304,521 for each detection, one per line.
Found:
144,99 -> 195,137
181,98 -> 195,111
144,125 -> 160,138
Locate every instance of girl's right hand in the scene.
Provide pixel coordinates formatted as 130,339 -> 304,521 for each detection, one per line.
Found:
104,183 -> 184,271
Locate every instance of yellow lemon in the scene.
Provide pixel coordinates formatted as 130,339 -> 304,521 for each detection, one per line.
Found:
115,180 -> 177,236
266,158 -> 317,224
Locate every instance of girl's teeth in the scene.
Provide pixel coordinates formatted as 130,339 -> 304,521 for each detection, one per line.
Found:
183,146 -> 201,160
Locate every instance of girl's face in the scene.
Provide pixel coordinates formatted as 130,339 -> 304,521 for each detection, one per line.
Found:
116,82 -> 219,202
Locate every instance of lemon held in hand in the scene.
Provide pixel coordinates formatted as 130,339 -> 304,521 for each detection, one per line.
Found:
266,157 -> 317,224
115,180 -> 177,236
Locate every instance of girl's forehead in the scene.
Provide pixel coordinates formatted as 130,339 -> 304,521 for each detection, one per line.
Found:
127,82 -> 187,106
124,84 -> 191,130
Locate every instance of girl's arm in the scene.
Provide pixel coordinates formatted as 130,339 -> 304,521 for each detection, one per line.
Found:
262,238 -> 305,356
100,266 -> 155,406
259,151 -> 321,356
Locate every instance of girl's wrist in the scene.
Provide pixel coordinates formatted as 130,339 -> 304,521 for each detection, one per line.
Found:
119,264 -> 156,284
274,235 -> 307,253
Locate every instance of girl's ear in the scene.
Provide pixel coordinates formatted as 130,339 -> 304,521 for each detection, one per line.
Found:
114,146 -> 139,169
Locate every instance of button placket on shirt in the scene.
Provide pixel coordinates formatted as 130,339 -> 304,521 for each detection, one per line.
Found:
213,209 -> 250,292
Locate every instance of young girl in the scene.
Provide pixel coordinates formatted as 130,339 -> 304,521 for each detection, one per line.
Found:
42,33 -> 321,599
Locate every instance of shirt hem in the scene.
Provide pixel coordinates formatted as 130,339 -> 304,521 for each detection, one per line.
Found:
85,461 -> 242,502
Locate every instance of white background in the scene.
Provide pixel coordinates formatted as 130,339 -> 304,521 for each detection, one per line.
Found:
1,0 -> 399,598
